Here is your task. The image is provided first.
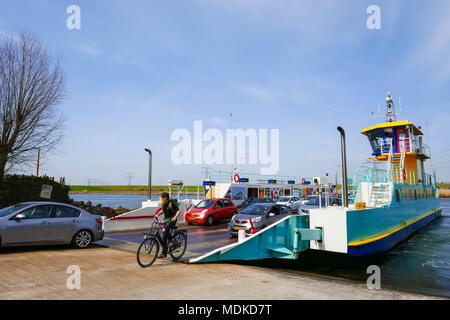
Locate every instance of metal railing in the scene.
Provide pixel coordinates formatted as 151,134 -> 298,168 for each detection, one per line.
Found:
206,170 -> 314,185
350,159 -> 436,205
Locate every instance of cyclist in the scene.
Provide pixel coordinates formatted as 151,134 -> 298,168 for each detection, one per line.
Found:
154,192 -> 180,257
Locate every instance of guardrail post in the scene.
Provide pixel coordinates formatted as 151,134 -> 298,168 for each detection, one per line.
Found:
238,229 -> 246,243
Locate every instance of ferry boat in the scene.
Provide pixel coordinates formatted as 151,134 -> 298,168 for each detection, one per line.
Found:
309,92 -> 442,256
190,92 -> 443,263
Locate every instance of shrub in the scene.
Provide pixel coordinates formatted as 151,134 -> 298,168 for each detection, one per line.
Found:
0,175 -> 70,208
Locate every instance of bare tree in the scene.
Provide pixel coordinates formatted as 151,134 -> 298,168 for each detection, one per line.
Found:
0,33 -> 66,182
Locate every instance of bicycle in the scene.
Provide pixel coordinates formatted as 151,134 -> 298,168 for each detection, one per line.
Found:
137,216 -> 188,268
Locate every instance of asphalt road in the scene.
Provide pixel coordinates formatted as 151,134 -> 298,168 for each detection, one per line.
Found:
96,221 -> 237,259
0,246 -> 439,300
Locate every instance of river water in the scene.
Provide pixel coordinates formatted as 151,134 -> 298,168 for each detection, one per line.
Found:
70,193 -> 449,297
69,193 -> 199,209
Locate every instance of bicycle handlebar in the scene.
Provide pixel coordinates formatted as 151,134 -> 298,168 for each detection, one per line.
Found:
153,215 -> 164,225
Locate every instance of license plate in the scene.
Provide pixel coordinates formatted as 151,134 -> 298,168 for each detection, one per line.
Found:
234,226 -> 245,231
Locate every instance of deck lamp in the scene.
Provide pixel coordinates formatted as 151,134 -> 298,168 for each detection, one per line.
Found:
145,148 -> 152,201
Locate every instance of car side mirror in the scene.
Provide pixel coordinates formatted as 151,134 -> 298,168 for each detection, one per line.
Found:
12,213 -> 26,220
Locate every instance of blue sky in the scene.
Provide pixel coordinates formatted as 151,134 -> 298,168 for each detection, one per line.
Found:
1,0 -> 450,185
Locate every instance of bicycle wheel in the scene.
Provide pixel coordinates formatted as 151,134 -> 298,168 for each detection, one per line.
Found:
169,232 -> 187,260
137,237 -> 159,268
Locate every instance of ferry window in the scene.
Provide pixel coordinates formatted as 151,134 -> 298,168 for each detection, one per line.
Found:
414,190 -> 417,200
367,130 -> 384,154
383,129 -> 394,151
402,189 -> 407,201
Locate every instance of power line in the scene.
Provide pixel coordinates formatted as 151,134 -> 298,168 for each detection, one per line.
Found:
434,164 -> 450,169
433,148 -> 450,155
126,172 -> 134,186
431,159 -> 450,166
85,177 -> 96,186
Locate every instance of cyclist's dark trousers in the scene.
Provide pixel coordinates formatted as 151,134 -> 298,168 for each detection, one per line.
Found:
162,219 -> 177,252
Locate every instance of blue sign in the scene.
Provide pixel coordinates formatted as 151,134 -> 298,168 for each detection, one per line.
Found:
287,180 -> 295,184
203,181 -> 216,186
239,178 -> 249,183
268,180 -> 277,184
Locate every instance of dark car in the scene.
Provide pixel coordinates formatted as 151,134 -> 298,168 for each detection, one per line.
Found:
296,196 -> 341,213
236,197 -> 275,212
228,203 -> 293,237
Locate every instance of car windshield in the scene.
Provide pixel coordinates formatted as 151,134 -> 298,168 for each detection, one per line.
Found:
305,197 -> 335,206
241,204 -> 270,215
0,204 -> 29,217
195,200 -> 215,209
277,197 -> 290,202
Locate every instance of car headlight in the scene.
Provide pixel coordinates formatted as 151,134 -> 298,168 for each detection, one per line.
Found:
251,216 -> 261,223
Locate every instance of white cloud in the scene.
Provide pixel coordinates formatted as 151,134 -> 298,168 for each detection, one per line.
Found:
78,42 -> 102,56
235,83 -> 273,100
210,117 -> 226,126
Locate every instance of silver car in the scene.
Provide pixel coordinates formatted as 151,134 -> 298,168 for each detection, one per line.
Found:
0,202 -> 104,249
229,203 -> 293,237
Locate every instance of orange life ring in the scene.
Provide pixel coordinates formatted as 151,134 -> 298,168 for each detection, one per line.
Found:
234,173 -> 240,183
302,178 -> 306,185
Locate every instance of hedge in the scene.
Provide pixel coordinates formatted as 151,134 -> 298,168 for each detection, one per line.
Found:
0,175 -> 70,208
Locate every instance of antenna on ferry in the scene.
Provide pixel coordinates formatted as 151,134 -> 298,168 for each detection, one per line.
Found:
385,92 -> 397,122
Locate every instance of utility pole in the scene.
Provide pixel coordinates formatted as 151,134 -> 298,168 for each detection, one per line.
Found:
201,166 -> 210,181
229,113 -> 233,180
36,149 -> 40,177
126,172 -> 134,186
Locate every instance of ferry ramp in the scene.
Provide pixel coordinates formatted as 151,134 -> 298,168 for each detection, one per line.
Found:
189,214 -> 321,264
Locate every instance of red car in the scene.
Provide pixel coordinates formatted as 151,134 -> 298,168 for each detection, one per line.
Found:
185,198 -> 238,226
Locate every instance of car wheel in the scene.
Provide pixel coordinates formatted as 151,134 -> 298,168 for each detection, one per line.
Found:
72,230 -> 93,249
205,215 -> 214,226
